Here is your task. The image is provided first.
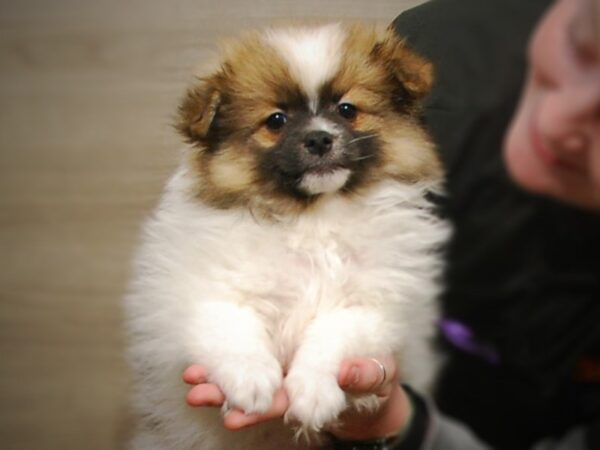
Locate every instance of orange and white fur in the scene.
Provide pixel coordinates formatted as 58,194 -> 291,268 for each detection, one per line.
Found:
125,23 -> 448,450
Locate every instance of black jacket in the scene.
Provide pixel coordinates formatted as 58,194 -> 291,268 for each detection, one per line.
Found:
393,1 -> 600,449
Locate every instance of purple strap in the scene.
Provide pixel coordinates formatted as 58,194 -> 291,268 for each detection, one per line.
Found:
439,318 -> 501,365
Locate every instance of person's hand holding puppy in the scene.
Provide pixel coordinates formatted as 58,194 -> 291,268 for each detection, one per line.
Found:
183,356 -> 412,441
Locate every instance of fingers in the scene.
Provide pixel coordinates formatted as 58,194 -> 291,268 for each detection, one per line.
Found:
338,356 -> 397,397
223,387 -> 289,430
183,364 -> 287,430
330,357 -> 405,441
186,383 -> 226,407
184,358 -> 398,433
184,365 -> 225,407
183,364 -> 208,385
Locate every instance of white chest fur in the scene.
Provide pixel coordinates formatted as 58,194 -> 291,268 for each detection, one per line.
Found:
125,164 -> 448,449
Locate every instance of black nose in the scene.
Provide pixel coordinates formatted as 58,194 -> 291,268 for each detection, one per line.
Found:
304,130 -> 334,156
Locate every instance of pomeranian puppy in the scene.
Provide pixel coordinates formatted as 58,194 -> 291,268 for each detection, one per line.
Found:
125,23 -> 448,450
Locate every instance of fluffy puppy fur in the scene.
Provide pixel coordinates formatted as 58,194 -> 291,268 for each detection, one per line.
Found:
125,23 -> 449,450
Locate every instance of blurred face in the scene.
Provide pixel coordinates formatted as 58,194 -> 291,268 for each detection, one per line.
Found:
505,0 -> 600,210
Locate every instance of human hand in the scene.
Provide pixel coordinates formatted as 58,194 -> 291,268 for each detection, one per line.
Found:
183,356 -> 412,439
332,356 -> 412,441
183,364 -> 289,430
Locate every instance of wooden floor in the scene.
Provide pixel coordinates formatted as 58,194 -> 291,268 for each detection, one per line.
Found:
0,1 -> 424,448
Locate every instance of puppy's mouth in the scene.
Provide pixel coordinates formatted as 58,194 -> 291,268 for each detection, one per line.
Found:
304,161 -> 347,175
298,163 -> 351,195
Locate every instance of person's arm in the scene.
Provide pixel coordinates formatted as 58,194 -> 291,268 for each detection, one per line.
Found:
388,382 -> 598,450
352,385 -> 593,450
420,400 -> 594,450
330,383 -> 491,450
183,358 -> 595,449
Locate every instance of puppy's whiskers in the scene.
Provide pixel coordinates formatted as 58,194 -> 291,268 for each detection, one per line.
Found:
348,134 -> 377,145
349,154 -> 375,162
341,186 -> 354,194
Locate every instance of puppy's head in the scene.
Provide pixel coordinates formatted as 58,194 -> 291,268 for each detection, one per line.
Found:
177,23 -> 441,215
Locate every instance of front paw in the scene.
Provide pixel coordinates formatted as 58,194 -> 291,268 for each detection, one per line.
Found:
284,366 -> 347,431
213,353 -> 283,414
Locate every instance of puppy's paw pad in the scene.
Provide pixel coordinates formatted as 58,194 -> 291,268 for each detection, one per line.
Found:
284,368 -> 346,431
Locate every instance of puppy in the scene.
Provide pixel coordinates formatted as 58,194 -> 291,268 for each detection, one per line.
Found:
125,23 -> 448,450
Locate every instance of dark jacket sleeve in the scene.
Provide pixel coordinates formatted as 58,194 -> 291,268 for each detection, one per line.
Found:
391,1 -> 600,449
395,391 -> 594,450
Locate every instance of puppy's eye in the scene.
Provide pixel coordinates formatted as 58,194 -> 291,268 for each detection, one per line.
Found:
338,103 -> 357,120
266,112 -> 288,131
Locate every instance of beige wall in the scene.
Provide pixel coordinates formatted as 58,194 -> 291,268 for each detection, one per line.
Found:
0,1 -> 425,448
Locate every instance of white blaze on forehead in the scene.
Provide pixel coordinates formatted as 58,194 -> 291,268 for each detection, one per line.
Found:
308,116 -> 341,135
263,24 -> 347,112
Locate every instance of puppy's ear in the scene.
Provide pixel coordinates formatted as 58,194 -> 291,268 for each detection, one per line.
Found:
372,28 -> 433,107
176,79 -> 222,144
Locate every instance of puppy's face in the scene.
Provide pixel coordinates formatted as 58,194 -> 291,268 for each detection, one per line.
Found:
177,24 -> 441,215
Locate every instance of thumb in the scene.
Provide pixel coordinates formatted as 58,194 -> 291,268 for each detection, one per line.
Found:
338,356 -> 397,397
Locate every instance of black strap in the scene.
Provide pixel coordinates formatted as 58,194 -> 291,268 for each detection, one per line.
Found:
394,385 -> 429,450
331,436 -> 400,450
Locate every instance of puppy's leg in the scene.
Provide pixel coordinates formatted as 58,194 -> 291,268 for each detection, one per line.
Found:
284,307 -> 394,431
188,301 -> 283,415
